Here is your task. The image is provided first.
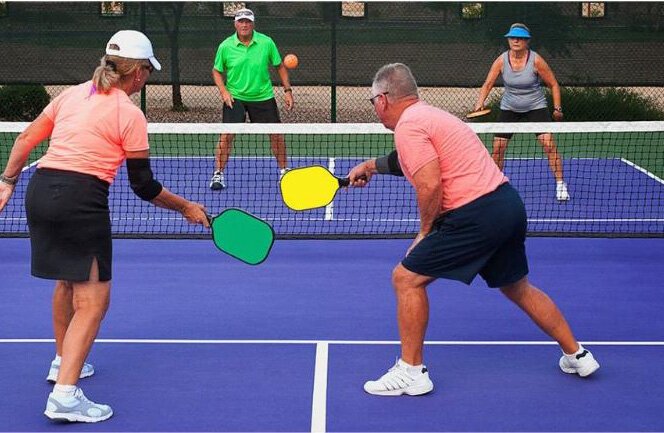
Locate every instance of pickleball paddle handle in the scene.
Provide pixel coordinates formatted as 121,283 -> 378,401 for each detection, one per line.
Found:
337,175 -> 367,188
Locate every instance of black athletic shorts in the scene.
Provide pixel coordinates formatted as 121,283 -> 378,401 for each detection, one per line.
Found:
495,107 -> 551,139
25,168 -> 112,282
401,183 -> 529,288
222,98 -> 281,123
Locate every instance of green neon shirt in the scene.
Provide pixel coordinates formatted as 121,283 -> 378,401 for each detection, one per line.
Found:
213,31 -> 282,102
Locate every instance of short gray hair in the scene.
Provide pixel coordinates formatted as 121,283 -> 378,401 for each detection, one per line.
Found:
372,63 -> 419,99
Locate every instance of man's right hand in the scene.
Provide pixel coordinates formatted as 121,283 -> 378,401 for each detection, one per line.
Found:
220,90 -> 234,108
348,160 -> 376,187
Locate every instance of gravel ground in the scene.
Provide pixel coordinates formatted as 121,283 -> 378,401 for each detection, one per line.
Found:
44,84 -> 663,123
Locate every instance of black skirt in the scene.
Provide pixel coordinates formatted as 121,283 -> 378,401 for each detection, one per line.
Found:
25,168 -> 112,281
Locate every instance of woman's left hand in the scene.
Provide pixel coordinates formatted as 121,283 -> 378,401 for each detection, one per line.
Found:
0,183 -> 15,213
181,201 -> 210,228
553,110 -> 564,122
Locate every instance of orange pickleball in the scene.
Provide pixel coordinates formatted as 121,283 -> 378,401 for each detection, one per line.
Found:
283,54 -> 299,69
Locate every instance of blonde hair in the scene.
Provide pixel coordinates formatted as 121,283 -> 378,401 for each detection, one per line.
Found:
91,53 -> 150,93
372,63 -> 419,100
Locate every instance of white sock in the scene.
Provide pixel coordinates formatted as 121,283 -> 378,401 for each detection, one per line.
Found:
53,355 -> 62,364
563,344 -> 585,357
279,168 -> 287,175
398,358 -> 425,375
52,384 -> 77,398
557,180 -> 567,187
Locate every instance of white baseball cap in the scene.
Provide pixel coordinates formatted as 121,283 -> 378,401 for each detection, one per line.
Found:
234,8 -> 255,22
106,30 -> 161,71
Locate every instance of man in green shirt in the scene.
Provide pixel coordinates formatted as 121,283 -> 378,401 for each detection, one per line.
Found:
210,8 -> 294,190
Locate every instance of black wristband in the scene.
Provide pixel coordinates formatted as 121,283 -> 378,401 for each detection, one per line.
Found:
284,88 -> 292,93
0,174 -> 19,186
375,150 -> 404,177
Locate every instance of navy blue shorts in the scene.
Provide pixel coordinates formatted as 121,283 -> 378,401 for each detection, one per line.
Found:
401,183 -> 529,288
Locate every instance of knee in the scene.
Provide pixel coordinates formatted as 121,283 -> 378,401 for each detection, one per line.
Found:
500,277 -> 530,300
538,135 -> 556,152
72,294 -> 110,321
391,264 -> 424,296
391,265 -> 410,291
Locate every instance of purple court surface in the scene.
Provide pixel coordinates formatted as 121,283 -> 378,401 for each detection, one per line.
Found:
1,236 -> 663,432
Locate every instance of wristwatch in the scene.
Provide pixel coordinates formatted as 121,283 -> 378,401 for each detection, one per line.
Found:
554,106 -> 563,113
283,87 -> 292,93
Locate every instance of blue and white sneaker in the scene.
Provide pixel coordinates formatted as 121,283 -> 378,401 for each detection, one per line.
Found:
44,387 -> 113,423
46,360 -> 95,383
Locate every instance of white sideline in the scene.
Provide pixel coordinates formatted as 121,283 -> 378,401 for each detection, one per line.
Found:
311,342 -> 329,433
1,339 -> 662,345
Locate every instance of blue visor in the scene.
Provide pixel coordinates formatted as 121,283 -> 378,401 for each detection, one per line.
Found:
504,27 -> 531,38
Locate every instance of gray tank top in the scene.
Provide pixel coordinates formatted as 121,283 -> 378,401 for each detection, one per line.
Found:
500,50 -> 547,112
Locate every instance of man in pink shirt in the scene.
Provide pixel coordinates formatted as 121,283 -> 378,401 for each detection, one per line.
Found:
348,63 -> 599,397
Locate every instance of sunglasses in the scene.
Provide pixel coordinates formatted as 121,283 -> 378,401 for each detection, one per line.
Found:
368,92 -> 389,106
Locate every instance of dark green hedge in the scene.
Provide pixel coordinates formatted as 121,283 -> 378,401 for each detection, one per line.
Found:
0,85 -> 51,121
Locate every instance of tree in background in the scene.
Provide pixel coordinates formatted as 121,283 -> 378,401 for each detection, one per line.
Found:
150,2 -> 187,112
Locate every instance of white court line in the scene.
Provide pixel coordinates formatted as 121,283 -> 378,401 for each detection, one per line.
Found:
2,217 -> 663,224
2,337 -> 660,433
325,158 -> 335,221
621,158 -> 664,185
311,342 -> 329,433
1,339 -> 663,345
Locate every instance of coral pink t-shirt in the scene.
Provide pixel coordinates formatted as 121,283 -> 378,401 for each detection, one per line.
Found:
394,101 -> 508,212
39,81 -> 149,184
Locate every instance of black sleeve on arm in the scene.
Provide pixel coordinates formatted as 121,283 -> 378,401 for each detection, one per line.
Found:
126,158 -> 163,201
375,150 -> 404,177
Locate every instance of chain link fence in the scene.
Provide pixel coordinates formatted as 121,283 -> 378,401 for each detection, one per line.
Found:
1,1 -> 664,122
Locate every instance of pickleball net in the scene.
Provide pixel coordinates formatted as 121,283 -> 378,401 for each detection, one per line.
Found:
1,121 -> 663,238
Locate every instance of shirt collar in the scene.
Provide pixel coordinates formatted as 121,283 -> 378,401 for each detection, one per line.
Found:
233,32 -> 256,46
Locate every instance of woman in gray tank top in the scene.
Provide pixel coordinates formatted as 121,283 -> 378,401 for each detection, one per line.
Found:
474,23 -> 569,201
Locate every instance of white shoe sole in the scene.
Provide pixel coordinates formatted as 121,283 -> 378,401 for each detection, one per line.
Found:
560,361 -> 600,377
364,382 -> 434,396
44,409 -> 113,423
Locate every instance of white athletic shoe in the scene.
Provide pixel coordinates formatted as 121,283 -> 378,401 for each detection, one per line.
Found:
556,181 -> 570,201
44,387 -> 113,423
210,170 -> 226,190
364,358 -> 434,396
46,360 -> 95,383
559,347 -> 600,377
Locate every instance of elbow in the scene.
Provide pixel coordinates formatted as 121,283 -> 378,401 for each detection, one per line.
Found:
131,182 -> 163,201
419,181 -> 441,198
